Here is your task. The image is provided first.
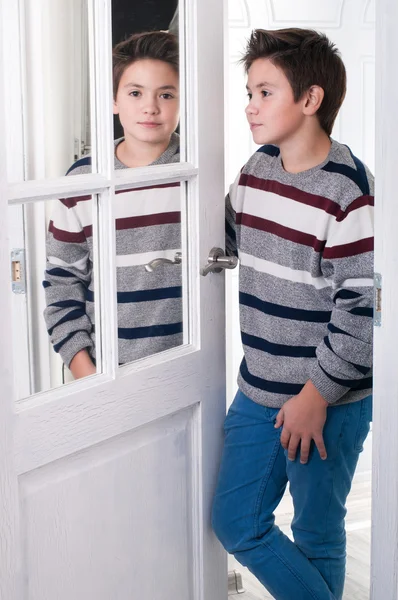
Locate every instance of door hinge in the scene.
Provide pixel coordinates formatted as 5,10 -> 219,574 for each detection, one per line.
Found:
228,570 -> 245,595
374,272 -> 381,327
11,248 -> 26,294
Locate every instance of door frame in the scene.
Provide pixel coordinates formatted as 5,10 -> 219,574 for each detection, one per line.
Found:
371,0 -> 398,598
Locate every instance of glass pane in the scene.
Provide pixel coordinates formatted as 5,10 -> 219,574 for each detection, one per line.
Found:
111,1 -> 181,167
6,0 -> 91,182
115,182 -> 185,366
9,195 -> 100,400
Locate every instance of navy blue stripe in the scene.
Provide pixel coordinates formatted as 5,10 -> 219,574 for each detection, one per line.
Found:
240,358 -> 304,395
322,161 -> 370,196
240,292 -> 331,323
333,289 -> 362,302
257,145 -> 280,157
319,364 -> 372,390
328,323 -> 354,337
65,156 -> 92,175
118,286 -> 182,303
50,300 -> 86,309
48,309 -> 85,336
323,336 -> 370,375
53,330 -> 90,353
242,332 -> 316,358
46,267 -> 75,278
350,307 -> 373,317
226,220 -> 236,243
118,322 -> 183,340
85,287 -> 182,303
347,147 -> 370,195
43,281 -> 51,288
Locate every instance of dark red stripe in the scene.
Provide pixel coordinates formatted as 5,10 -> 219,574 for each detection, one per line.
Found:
240,174 -> 374,221
61,195 -> 91,209
116,182 -> 180,194
240,174 -> 341,216
83,225 -> 93,238
336,195 -> 374,222
323,237 -> 374,259
237,213 -> 326,252
116,211 -> 181,230
49,221 -> 86,243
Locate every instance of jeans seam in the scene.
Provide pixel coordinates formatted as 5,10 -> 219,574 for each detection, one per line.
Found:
253,436 -> 281,540
259,537 -> 325,600
321,406 -> 351,556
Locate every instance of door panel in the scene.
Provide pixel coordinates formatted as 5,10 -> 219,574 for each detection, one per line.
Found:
0,1 -> 227,600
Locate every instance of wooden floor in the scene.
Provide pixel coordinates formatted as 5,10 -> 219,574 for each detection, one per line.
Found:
229,472 -> 371,600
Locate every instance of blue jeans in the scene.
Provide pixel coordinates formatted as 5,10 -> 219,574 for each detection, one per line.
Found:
212,390 -> 372,600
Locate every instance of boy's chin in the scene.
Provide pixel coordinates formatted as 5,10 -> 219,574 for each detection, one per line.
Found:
252,131 -> 275,146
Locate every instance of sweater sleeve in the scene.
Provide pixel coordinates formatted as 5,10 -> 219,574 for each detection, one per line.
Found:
43,198 -> 94,367
309,190 -> 374,404
225,172 -> 241,257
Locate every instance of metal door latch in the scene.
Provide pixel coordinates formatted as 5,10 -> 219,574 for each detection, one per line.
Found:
11,248 -> 26,294
200,247 -> 238,276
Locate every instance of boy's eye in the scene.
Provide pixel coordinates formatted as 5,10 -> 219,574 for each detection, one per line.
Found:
247,93 -> 252,100
161,93 -> 174,100
129,90 -> 141,97
261,90 -> 270,98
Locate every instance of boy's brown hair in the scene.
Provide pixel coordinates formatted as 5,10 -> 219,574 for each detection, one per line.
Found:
113,31 -> 179,99
242,28 -> 346,136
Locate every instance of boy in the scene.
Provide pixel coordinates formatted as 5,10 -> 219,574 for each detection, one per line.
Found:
212,29 -> 373,600
43,31 -> 182,379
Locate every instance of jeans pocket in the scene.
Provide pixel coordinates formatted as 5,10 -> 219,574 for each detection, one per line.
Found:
354,395 -> 373,452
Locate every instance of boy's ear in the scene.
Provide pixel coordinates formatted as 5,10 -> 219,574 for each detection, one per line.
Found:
113,99 -> 119,115
303,85 -> 325,117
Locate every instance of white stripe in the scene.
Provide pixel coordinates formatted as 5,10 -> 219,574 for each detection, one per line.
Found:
51,186 -> 181,231
239,187 -> 373,245
113,186 -> 181,221
48,254 -> 89,272
239,251 -> 331,289
341,278 -> 374,288
116,249 -> 181,268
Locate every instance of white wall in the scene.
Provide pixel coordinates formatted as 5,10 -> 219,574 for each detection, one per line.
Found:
225,0 -> 375,473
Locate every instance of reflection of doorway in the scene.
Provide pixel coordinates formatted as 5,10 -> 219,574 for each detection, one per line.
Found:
225,1 -> 374,598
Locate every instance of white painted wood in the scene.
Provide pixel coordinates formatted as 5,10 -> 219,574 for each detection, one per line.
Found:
371,1 -> 398,598
2,0 -> 32,399
0,2 -> 22,595
7,164 -> 198,205
0,1 -> 227,600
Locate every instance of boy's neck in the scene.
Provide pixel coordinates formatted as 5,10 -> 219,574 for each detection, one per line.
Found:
116,135 -> 171,168
279,127 -> 332,175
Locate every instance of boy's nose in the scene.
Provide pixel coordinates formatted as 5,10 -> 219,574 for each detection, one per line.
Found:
246,103 -> 258,116
143,103 -> 159,115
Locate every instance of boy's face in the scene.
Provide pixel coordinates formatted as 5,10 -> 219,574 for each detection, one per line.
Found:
245,58 -> 306,147
113,59 -> 179,146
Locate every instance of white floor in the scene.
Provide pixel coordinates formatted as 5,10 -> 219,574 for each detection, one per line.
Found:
229,472 -> 371,600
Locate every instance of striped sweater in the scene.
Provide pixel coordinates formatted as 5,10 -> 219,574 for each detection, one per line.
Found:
227,139 -> 374,408
43,133 -> 182,367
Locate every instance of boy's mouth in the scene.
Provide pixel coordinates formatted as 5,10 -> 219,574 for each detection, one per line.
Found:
138,121 -> 161,128
249,123 -> 262,130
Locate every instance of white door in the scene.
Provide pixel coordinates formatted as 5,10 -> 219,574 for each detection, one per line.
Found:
0,1 -> 228,599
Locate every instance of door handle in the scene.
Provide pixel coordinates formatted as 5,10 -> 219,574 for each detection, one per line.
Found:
200,247 -> 238,276
145,251 -> 182,272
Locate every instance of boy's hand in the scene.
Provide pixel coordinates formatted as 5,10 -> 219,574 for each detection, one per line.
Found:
69,349 -> 96,380
274,380 -> 328,464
